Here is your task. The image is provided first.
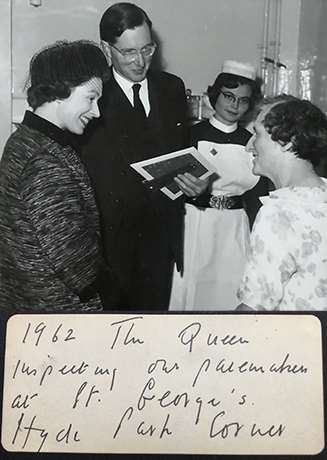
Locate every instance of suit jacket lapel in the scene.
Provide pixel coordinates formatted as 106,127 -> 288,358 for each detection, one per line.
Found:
102,72 -> 134,120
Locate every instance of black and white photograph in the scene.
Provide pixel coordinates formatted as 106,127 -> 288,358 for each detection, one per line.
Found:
0,1 -> 326,459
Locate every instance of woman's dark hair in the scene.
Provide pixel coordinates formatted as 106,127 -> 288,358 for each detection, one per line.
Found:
100,2 -> 152,44
26,40 -> 109,110
263,97 -> 327,167
207,72 -> 262,111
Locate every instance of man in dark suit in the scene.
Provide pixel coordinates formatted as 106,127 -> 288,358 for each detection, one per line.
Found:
82,2 -> 188,310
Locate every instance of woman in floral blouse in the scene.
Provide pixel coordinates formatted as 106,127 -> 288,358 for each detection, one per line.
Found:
238,96 -> 327,310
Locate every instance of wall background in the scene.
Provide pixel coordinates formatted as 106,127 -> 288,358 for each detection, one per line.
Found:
11,0 -> 266,97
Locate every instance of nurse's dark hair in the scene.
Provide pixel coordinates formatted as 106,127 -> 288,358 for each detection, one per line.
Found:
207,72 -> 262,110
26,40 -> 109,110
100,2 -> 152,44
262,95 -> 327,166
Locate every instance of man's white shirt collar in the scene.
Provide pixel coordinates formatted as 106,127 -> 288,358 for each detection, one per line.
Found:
112,68 -> 150,115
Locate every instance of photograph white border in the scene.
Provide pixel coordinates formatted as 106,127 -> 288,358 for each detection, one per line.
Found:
130,146 -> 216,200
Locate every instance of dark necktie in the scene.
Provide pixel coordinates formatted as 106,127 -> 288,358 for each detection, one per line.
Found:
132,83 -> 147,122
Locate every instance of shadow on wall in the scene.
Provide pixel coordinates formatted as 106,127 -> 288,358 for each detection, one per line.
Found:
150,29 -> 166,72
314,2 -> 327,178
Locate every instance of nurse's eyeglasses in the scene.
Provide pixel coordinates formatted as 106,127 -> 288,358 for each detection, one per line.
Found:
220,91 -> 250,106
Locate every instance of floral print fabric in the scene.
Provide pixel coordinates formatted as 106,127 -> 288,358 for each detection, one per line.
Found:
238,182 -> 327,310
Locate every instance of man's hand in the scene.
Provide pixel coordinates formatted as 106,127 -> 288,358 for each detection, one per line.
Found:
174,173 -> 209,197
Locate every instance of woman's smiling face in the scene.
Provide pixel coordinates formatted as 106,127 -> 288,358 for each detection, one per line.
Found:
246,104 -> 282,177
56,77 -> 103,135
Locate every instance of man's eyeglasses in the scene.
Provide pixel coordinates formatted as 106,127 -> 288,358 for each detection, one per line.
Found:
220,91 -> 250,106
110,42 -> 157,63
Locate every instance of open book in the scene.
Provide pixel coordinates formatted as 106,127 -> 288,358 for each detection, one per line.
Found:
130,146 -> 216,200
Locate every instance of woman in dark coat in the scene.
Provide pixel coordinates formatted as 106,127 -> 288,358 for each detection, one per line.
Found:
0,40 -> 109,312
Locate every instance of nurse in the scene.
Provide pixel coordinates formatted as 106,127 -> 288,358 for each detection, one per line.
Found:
170,60 -> 265,310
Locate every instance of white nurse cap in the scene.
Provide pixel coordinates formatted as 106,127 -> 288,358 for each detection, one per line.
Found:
221,60 -> 256,81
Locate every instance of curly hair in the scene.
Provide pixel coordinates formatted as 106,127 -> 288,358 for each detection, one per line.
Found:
26,40 -> 110,110
207,73 -> 262,111
263,97 -> 327,167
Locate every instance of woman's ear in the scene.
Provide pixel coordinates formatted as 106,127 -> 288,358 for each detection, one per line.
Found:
281,141 -> 294,152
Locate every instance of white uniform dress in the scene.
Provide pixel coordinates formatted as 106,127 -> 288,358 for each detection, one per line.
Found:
169,116 -> 259,310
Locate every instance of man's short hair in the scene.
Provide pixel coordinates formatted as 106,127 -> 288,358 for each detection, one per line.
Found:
100,2 -> 152,44
26,40 -> 109,110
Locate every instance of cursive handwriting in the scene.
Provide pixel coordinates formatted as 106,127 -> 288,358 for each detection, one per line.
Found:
109,317 -> 145,349
178,322 -> 249,353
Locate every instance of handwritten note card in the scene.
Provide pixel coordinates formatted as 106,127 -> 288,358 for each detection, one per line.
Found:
1,314 -> 324,455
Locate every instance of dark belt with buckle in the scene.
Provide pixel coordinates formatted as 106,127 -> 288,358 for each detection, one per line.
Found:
185,193 -> 243,210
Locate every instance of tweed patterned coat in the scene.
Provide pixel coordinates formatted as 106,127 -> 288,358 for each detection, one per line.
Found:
0,111 -> 103,312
